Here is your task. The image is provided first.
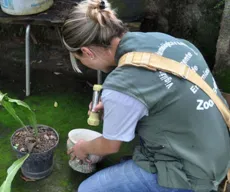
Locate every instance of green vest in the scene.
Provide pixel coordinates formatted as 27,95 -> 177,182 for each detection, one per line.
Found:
103,32 -> 230,191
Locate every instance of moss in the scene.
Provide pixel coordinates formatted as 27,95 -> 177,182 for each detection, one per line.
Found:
0,91 -> 89,190
0,89 -> 135,191
0,124 -> 15,182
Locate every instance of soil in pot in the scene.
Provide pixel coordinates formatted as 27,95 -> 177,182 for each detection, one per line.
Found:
12,125 -> 58,153
11,125 -> 59,180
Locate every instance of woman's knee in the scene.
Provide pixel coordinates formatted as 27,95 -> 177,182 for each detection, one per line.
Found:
77,181 -> 88,192
77,176 -> 100,192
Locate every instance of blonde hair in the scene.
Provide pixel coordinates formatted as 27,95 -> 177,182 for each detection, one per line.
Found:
62,0 -> 127,54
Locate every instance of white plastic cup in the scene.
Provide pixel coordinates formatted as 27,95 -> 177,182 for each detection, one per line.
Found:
67,129 -> 103,173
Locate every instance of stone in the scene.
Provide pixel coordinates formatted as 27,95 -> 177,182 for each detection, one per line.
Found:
50,135 -> 57,140
44,134 -> 49,140
213,0 -> 230,93
20,147 -> 26,152
214,0 -> 230,73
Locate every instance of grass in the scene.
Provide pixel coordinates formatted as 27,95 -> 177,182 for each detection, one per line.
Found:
0,89 -> 134,192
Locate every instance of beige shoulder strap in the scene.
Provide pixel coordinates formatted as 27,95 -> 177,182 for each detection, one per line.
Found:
118,52 -> 230,128
118,52 -> 230,190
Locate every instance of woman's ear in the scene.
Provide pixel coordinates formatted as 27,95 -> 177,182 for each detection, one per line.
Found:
81,47 -> 95,59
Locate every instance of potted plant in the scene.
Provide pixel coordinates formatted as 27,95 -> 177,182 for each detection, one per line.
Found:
0,92 -> 59,181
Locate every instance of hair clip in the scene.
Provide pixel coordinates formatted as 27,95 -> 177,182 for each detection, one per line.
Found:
99,1 -> 106,9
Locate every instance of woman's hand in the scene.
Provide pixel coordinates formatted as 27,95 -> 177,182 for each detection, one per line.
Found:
67,140 -> 91,163
88,101 -> 104,119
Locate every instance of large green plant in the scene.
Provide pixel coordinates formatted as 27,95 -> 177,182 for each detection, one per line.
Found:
0,92 -> 38,192
0,92 -> 37,136
0,154 -> 29,192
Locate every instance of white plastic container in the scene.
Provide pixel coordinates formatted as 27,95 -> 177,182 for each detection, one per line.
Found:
1,0 -> 54,16
67,129 -> 104,173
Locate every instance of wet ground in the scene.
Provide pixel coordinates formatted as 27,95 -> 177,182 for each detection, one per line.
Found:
0,34 -> 134,192
0,26 -> 227,192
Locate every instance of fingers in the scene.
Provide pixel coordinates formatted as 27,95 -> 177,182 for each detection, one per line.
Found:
68,152 -> 90,164
89,102 -> 92,110
67,140 -> 88,162
67,148 -> 76,161
88,101 -> 92,115
67,148 -> 73,155
85,158 -> 92,164
88,101 -> 104,115
94,101 -> 104,112
70,154 -> 76,161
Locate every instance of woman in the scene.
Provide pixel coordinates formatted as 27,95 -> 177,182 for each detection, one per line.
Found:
62,0 -> 230,191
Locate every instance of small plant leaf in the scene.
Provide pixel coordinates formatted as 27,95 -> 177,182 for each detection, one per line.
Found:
8,98 -> 37,135
1,100 -> 26,128
0,92 -> 7,102
13,144 -> 19,150
7,99 -> 31,111
0,93 -> 38,136
0,154 -> 29,192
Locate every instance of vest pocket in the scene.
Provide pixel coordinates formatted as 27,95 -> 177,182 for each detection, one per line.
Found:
186,174 -> 217,191
154,160 -> 191,190
139,137 -> 165,151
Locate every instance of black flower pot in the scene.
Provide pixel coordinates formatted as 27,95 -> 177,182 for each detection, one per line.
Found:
10,125 -> 59,180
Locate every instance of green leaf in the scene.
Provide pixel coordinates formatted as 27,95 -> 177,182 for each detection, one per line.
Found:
0,92 -> 7,103
26,110 -> 37,136
1,100 -> 26,128
7,99 -> 31,111
8,98 -> 37,135
0,93 -> 38,136
0,154 -> 29,192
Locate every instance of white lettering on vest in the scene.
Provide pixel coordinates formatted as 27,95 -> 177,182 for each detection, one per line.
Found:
190,68 -> 210,94
181,52 -> 193,65
159,72 -> 174,89
196,99 -> 214,110
157,41 -> 198,56
212,77 -> 218,94
190,85 -> 199,94
191,65 -> 198,72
